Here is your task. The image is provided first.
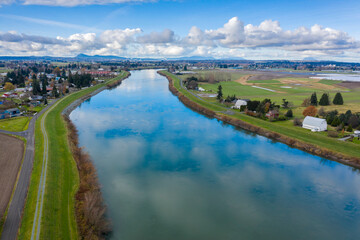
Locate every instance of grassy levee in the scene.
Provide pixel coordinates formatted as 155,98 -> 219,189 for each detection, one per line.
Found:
160,71 -> 360,165
18,72 -> 129,240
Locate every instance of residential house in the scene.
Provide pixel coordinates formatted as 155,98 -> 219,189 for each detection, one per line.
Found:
266,110 -> 280,119
0,108 -> 20,119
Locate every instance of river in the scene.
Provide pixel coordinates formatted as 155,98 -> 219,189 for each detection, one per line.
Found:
70,70 -> 360,240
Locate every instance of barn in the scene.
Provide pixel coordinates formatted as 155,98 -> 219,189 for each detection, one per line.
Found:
302,116 -> 327,132
233,99 -> 249,109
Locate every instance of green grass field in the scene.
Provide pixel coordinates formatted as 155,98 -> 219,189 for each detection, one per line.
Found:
18,72 -> 129,240
0,117 -> 30,132
162,71 -> 360,160
199,81 -> 277,96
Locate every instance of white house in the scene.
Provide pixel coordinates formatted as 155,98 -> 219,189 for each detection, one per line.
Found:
302,116 -> 327,132
233,99 -> 248,109
198,87 -> 205,92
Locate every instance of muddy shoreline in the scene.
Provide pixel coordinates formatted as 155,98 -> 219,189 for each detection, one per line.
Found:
158,71 -> 360,170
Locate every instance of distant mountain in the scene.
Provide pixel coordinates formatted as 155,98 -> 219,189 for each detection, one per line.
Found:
167,56 -> 247,61
219,57 -> 246,60
167,56 -> 216,61
76,54 -> 126,60
303,57 -> 318,61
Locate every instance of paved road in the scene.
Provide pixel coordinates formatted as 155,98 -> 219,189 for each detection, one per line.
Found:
1,99 -> 59,240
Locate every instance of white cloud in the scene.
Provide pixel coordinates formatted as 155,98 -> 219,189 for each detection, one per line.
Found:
0,0 -> 15,5
0,14 -> 101,32
0,17 -> 359,60
18,0 -> 155,7
137,29 -> 175,43
205,17 -> 245,47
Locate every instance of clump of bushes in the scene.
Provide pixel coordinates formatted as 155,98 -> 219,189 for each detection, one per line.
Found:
328,130 -> 339,138
293,118 -> 302,126
278,115 -> 287,121
303,105 -> 317,117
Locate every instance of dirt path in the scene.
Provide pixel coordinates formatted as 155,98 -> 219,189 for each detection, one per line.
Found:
0,134 -> 24,219
235,75 -> 253,85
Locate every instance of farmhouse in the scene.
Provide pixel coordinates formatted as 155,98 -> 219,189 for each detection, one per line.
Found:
302,116 -> 327,132
266,110 -> 279,119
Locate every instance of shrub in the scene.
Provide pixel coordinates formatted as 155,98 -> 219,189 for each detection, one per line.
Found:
347,125 -> 353,132
240,105 -> 246,112
293,118 -> 302,126
318,107 -> 326,117
333,92 -> 344,105
278,115 -> 287,121
327,130 -> 339,138
348,115 -> 360,128
247,100 -> 260,111
336,123 -> 344,131
301,97 -> 311,107
245,110 -> 256,117
303,105 -> 317,117
285,109 -> 293,118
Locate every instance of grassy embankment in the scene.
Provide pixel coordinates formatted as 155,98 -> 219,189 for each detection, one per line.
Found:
0,117 -> 30,132
18,71 -> 129,240
161,71 -> 360,163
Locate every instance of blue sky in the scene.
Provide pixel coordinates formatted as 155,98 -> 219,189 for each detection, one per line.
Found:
0,0 -> 359,61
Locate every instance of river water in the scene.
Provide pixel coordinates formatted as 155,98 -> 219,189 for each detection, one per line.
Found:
70,70 -> 360,240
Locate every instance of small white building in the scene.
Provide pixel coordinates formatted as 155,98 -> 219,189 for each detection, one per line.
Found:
198,87 -> 205,92
302,116 -> 327,132
233,99 -> 248,109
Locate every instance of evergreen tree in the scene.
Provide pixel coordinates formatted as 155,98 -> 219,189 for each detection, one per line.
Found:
32,75 -> 41,95
52,85 -> 59,98
40,74 -> 48,95
68,71 -> 73,84
333,92 -> 344,105
310,92 -> 318,106
217,85 -> 223,101
319,93 -> 330,106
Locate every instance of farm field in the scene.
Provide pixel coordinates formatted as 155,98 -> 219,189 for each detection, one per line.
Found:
0,134 -> 24,229
181,70 -> 360,110
163,71 -> 360,160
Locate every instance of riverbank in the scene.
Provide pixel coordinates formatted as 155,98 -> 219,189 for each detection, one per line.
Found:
18,71 -> 130,239
158,71 -> 360,169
